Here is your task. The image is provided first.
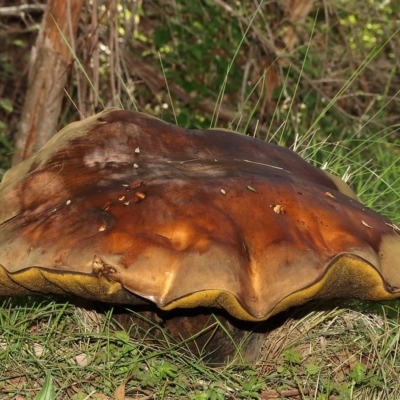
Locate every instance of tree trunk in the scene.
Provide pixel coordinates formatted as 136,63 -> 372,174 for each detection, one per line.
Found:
12,0 -> 83,165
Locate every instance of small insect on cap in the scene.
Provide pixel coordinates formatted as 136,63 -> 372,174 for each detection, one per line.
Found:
0,108 -> 399,321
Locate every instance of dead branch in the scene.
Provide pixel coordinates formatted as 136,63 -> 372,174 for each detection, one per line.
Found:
0,4 -> 46,17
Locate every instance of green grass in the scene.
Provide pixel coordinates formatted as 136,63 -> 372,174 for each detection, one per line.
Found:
1,0 -> 400,398
0,298 -> 267,399
1,298 -> 400,399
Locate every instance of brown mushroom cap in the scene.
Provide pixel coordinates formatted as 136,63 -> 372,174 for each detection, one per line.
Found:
1,108 -> 399,321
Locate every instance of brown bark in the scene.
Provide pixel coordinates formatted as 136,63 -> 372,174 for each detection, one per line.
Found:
12,0 -> 83,165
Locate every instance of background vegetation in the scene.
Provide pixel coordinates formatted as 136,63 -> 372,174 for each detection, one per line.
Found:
0,0 -> 399,399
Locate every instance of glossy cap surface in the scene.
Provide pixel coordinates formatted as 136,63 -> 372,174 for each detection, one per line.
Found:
1,109 -> 399,320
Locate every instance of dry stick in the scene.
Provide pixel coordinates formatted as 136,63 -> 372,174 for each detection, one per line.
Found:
260,388 -> 338,399
121,0 -> 140,52
91,0 -> 99,109
260,388 -> 310,399
0,4 -> 46,17
109,0 -> 118,106
240,45 -> 255,106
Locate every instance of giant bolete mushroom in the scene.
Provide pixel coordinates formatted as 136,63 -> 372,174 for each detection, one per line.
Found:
1,109 -> 399,362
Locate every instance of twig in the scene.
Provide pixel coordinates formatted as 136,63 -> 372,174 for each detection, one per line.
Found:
260,388 -> 310,399
260,388 -> 337,399
0,4 -> 46,17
